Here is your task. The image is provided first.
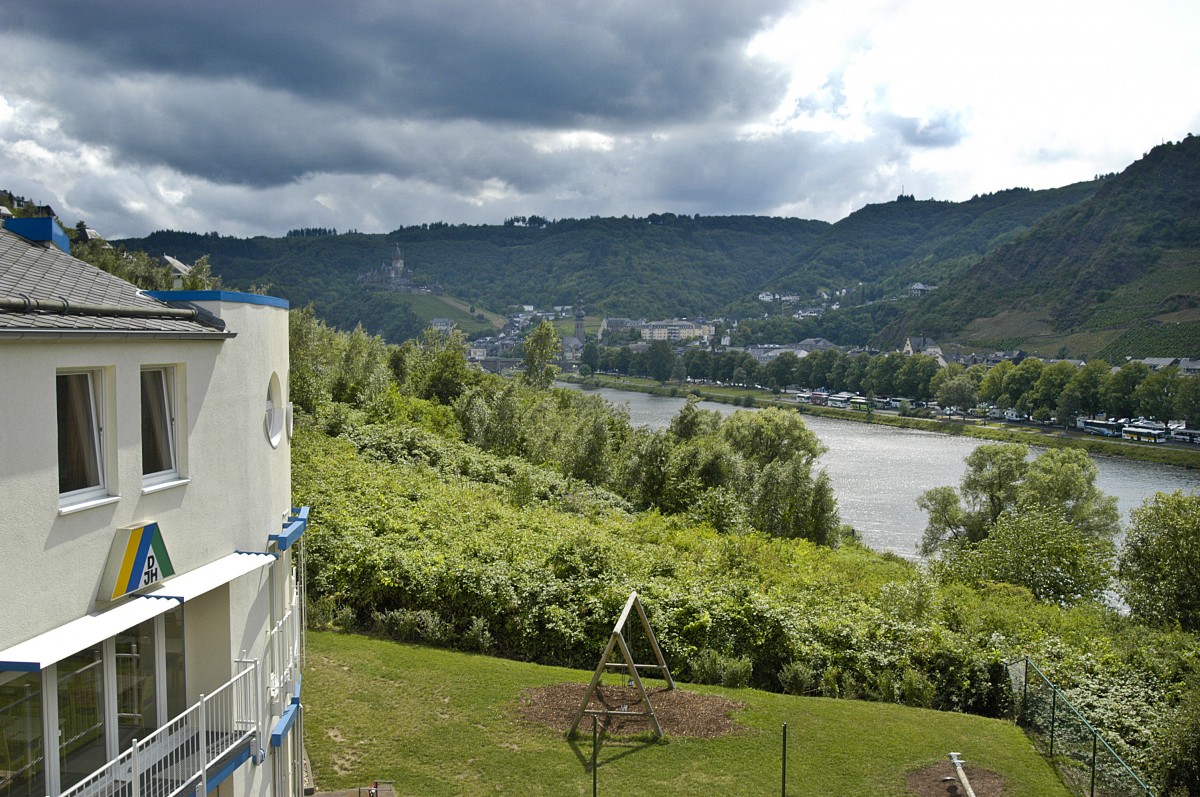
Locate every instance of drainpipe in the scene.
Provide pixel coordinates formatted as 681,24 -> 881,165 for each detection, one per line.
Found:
0,295 -> 200,319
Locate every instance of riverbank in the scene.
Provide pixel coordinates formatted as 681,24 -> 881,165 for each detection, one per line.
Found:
562,374 -> 1200,470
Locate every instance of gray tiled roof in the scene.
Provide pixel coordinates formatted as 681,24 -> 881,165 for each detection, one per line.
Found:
0,227 -> 218,335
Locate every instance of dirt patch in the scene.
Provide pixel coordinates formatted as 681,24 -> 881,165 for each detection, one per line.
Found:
517,683 -> 745,738
906,760 -> 1008,797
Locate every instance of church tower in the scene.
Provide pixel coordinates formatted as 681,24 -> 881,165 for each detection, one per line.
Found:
574,298 -> 586,341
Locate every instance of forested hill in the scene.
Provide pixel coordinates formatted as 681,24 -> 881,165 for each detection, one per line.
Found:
118,178 -> 1102,343
886,135 -> 1200,359
769,179 -> 1103,299
121,216 -> 830,336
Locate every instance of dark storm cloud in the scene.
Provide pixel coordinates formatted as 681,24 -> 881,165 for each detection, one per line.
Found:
1,0 -> 798,201
7,1 -> 791,123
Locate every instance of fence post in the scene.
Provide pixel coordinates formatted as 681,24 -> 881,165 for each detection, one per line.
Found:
782,723 -> 787,797
1021,657 -> 1029,724
1049,689 -> 1057,759
199,693 -> 208,797
1090,732 -> 1097,797
131,738 -> 141,797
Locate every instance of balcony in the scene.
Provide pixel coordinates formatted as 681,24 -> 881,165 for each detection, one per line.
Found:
58,663 -> 260,797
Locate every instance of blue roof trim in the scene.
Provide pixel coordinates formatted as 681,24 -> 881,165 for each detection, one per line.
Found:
269,506 -> 309,551
144,290 -> 289,309
0,660 -> 40,673
271,703 -> 299,748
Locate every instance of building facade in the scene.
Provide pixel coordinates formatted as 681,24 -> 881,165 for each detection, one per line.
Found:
0,219 -> 306,797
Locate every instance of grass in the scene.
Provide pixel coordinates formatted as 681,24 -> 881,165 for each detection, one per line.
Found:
304,631 -> 1069,797
392,293 -> 505,335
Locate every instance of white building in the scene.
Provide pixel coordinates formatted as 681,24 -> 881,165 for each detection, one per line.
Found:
0,218 -> 307,797
640,320 -> 715,342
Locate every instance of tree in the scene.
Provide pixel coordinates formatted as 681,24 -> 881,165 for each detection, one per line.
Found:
1119,491 -> 1200,632
721,408 -> 823,468
750,455 -> 839,544
400,327 -> 476,404
936,507 -> 1114,605
645,340 -> 676,384
863,351 -> 906,397
580,340 -> 600,373
936,375 -> 977,414
1001,358 -> 1044,414
978,359 -> 1013,407
1027,360 -> 1077,418
1059,359 -> 1110,420
668,397 -> 722,441
1133,365 -> 1180,420
896,354 -> 940,400
928,363 -> 963,400
1176,374 -> 1200,427
1018,448 -> 1119,542
521,320 -> 560,389
919,444 -> 1120,574
764,351 -> 801,390
1101,360 -> 1150,419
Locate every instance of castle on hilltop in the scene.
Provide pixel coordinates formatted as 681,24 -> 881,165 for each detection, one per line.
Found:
357,246 -> 440,294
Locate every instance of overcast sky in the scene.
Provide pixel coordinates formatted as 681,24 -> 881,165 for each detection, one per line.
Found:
2,1 -> 1198,239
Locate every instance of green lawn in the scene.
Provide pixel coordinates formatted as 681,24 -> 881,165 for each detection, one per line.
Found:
304,631 -> 1069,796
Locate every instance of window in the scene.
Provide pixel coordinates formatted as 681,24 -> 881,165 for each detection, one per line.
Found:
264,372 -> 284,448
141,368 -> 178,484
57,371 -> 106,501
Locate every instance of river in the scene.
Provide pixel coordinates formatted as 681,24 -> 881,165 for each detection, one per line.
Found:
560,383 -> 1200,558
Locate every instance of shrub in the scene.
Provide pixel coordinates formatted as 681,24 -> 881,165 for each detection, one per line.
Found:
778,661 -> 818,696
463,616 -> 496,654
690,649 -> 753,688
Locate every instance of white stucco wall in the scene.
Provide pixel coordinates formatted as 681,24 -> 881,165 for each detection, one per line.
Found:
0,293 -> 291,652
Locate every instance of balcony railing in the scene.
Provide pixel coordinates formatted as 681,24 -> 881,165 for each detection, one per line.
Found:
266,586 -> 301,706
58,662 -> 260,797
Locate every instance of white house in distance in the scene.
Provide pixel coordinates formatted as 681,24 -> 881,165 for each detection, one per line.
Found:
0,217 -> 308,797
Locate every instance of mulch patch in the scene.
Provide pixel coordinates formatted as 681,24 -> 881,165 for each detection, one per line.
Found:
517,683 -> 746,738
906,760 -> 1007,797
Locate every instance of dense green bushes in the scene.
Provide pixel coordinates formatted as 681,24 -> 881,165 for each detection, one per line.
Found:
294,418 -> 1198,787
289,312 -> 1200,792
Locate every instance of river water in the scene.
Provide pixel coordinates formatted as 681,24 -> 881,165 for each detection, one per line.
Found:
561,383 -> 1200,558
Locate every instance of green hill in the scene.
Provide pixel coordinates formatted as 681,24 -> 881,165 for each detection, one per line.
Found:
888,135 -> 1200,357
101,135 -> 1200,354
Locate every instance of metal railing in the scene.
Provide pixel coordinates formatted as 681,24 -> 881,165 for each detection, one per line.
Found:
267,585 -> 301,705
1009,657 -> 1155,797
59,661 -> 260,797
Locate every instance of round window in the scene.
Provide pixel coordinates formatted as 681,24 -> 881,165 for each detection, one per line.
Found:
265,372 -> 285,448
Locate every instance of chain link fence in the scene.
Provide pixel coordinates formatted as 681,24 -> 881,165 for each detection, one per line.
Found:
1008,657 -> 1155,797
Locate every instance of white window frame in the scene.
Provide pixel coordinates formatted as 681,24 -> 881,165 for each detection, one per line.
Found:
141,366 -> 180,488
57,369 -> 110,508
265,372 -> 285,449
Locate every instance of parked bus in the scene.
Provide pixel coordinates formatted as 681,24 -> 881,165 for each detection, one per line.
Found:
1123,424 -> 1167,443
1171,428 -> 1200,445
1078,418 -> 1124,437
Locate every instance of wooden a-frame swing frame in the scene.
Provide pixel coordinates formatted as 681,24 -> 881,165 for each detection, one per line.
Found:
568,591 -> 675,737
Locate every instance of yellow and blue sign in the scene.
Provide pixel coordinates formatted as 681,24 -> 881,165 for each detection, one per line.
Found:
99,522 -> 175,602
